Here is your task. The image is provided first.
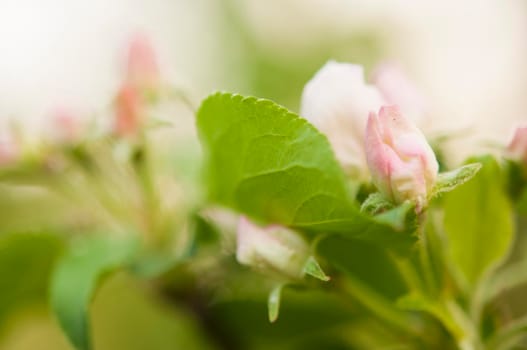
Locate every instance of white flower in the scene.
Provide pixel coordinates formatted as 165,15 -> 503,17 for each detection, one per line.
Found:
301,61 -> 425,180
301,61 -> 384,178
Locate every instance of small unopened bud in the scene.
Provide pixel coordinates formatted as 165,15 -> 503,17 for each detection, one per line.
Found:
236,217 -> 309,279
125,33 -> 160,93
507,126 -> 527,163
365,106 -> 438,211
113,34 -> 160,137
114,84 -> 143,137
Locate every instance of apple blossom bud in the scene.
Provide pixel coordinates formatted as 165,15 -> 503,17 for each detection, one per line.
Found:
114,83 -> 143,137
113,34 -> 160,137
236,217 -> 309,279
301,61 -> 426,180
365,106 -> 438,211
506,126 -> 527,163
301,61 -> 384,178
125,33 -> 160,93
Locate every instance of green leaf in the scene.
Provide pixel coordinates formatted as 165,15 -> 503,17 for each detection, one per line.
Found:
0,233 -> 63,324
443,156 -> 514,288
302,256 -> 330,281
360,192 -> 393,214
318,236 -> 407,300
431,163 -> 482,199
484,259 -> 527,302
374,201 -> 415,232
197,92 -> 416,251
50,235 -> 138,350
268,284 -> 283,323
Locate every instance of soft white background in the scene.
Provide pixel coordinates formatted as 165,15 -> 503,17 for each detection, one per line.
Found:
0,0 -> 526,155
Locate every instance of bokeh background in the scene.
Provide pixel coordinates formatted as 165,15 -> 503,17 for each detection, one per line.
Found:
1,1 -> 527,349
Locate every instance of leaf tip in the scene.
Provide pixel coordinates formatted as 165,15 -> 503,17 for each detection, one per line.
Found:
303,256 -> 330,282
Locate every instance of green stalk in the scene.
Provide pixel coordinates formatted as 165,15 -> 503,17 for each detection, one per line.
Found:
336,272 -> 422,336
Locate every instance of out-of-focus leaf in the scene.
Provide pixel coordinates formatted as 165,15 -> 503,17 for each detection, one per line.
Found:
443,156 -> 514,288
129,252 -> 177,279
130,214 -> 221,279
197,92 -> 416,251
209,288 -> 356,347
397,293 -> 463,341
484,260 -> 527,302
186,212 -> 221,256
50,235 -> 138,350
430,163 -> 482,199
91,273 -> 217,350
0,233 -> 63,325
486,315 -> 527,350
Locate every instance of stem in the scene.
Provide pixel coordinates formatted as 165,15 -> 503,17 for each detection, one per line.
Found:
392,255 -> 423,293
418,212 -> 439,296
336,272 -> 421,336
132,135 -> 162,245
445,300 -> 482,350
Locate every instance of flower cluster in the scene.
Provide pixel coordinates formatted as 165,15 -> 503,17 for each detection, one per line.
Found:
237,61 -> 439,277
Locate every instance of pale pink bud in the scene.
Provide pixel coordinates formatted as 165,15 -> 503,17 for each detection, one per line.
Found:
506,126 -> 527,163
114,83 -> 143,137
372,63 -> 425,122
236,217 -> 309,279
301,61 -> 384,178
365,106 -> 438,210
125,33 -> 160,92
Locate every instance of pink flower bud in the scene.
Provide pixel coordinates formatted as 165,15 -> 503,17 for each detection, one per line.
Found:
506,126 -> 527,163
236,217 -> 309,279
125,33 -> 160,92
365,106 -> 438,210
301,61 -> 384,178
301,61 -> 425,181
114,83 -> 143,137
112,34 -> 160,137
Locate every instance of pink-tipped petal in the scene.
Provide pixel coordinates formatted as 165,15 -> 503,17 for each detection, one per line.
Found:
365,112 -> 393,199
507,126 -> 527,163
